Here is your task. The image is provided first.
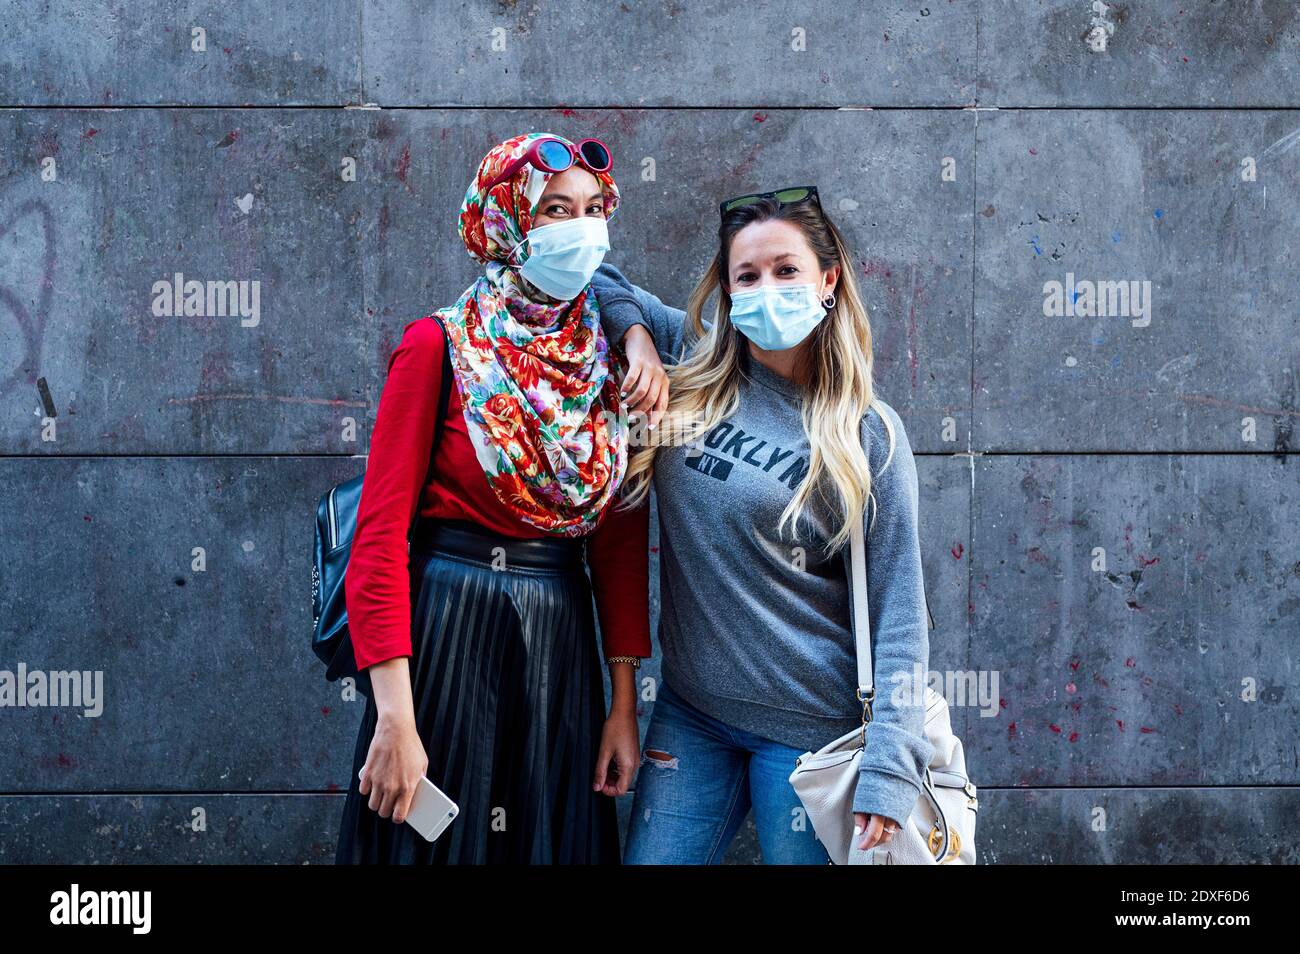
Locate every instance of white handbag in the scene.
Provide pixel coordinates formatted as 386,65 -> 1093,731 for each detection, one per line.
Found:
788,514 -> 978,865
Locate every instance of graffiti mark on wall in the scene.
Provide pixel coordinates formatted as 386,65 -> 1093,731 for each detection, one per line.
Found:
0,199 -> 56,397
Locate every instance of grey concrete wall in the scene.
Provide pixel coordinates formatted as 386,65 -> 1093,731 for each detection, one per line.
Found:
0,1 -> 1296,864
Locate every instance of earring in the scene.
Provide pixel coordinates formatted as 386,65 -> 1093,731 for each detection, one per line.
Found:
822,291 -> 836,309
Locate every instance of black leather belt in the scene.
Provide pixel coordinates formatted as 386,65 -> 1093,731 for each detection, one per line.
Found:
409,518 -> 585,570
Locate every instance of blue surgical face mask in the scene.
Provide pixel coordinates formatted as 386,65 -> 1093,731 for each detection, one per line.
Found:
727,281 -> 829,351
510,216 -> 611,301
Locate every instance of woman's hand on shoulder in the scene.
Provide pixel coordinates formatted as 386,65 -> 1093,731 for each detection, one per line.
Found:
619,325 -> 669,431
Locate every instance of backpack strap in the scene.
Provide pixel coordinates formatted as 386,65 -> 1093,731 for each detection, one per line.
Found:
427,313 -> 454,457
405,315 -> 455,541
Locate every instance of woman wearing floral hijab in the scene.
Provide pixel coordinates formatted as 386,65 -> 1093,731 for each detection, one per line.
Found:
335,132 -> 650,864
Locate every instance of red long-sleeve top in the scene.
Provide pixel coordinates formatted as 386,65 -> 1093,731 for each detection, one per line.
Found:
344,315 -> 652,671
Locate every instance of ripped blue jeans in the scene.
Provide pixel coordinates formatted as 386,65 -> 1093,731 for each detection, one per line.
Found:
624,680 -> 831,865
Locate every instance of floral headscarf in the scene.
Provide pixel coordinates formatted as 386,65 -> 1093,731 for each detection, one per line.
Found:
434,132 -> 629,536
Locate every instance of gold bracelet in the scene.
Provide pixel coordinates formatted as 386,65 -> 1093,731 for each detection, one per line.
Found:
606,655 -> 641,669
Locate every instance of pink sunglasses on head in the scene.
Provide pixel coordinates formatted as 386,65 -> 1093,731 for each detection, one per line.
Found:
483,136 -> 613,193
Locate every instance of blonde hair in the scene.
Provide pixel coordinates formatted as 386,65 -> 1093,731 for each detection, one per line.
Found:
617,196 -> 895,554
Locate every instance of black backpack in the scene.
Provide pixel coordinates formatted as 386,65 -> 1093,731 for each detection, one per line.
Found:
311,315 -> 454,693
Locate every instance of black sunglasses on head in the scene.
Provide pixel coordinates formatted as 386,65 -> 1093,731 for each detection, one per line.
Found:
719,185 -> 822,218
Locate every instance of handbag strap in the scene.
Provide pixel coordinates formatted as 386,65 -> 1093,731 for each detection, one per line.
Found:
849,497 -> 937,724
849,511 -> 874,704
847,430 -> 936,722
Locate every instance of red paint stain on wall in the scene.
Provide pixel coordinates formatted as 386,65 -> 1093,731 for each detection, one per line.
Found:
396,143 -> 411,184
731,141 -> 764,182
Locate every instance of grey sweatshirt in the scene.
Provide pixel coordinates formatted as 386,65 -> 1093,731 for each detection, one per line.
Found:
591,262 -> 936,828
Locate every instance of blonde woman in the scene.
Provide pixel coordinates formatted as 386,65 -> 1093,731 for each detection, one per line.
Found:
589,186 -> 934,864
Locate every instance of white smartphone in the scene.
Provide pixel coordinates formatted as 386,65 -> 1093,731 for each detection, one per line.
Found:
404,775 -> 459,843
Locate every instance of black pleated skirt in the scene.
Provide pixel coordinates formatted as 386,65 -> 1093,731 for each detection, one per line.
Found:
334,518 -> 620,865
